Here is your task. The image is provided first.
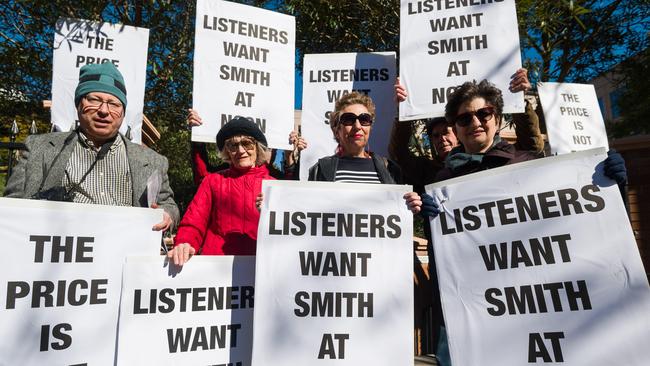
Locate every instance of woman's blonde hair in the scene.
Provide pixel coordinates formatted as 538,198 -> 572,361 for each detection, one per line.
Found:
329,91 -> 376,142
219,135 -> 270,166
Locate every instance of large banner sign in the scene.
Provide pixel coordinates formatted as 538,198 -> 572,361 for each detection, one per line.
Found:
299,52 -> 397,180
51,18 -> 149,143
192,0 -> 295,149
426,149 -> 650,365
399,0 -> 523,120
253,181 -> 414,365
0,198 -> 161,365
117,256 -> 255,365
538,82 -> 609,155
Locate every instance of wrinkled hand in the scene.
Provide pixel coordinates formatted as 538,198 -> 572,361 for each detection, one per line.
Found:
403,192 -> 422,214
603,149 -> 627,185
289,131 -> 308,152
420,193 -> 440,218
509,68 -> 531,93
186,109 -> 202,127
167,243 -> 196,267
395,77 -> 408,103
256,192 -> 264,212
151,203 -> 172,232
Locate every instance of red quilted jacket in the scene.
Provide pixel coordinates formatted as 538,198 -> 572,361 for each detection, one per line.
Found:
174,164 -> 275,255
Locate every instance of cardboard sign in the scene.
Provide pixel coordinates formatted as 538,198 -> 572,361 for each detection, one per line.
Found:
0,198 -> 161,365
192,0 -> 295,149
399,0 -> 523,120
538,82 -> 609,155
252,180 -> 414,365
426,149 -> 650,365
117,256 -> 255,365
51,18 -> 149,143
299,52 -> 397,180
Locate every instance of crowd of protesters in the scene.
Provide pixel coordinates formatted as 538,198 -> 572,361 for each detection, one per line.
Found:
4,49 -> 628,366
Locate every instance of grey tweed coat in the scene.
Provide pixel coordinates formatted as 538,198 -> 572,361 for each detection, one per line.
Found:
4,131 -> 180,225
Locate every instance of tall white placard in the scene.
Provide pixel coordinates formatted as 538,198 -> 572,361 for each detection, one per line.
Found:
51,18 -> 149,143
299,52 -> 397,180
192,0 -> 295,149
399,0 -> 523,120
252,180 -> 414,365
538,82 -> 609,155
426,149 -> 650,366
0,198 -> 161,365
117,256 -> 255,365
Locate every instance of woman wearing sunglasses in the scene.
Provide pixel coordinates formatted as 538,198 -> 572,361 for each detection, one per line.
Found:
168,116 -> 275,266
432,79 -> 539,181
308,92 -> 422,213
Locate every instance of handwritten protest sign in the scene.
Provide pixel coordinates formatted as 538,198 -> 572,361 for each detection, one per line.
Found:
538,82 -> 609,155
192,0 -> 295,149
51,18 -> 149,143
399,0 -> 523,120
0,198 -> 160,365
117,256 -> 255,365
426,148 -> 650,365
252,181 -> 414,365
299,52 -> 396,179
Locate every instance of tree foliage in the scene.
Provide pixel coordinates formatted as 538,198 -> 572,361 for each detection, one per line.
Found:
517,0 -> 650,83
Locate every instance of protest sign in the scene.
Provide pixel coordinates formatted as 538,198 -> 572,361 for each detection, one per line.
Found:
0,198 -> 161,365
116,256 -> 255,365
299,52 -> 397,180
51,18 -> 149,143
192,0 -> 295,149
538,82 -> 609,155
426,148 -> 650,365
252,180 -> 414,365
399,0 -> 523,120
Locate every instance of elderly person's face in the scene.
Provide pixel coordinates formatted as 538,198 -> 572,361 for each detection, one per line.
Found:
430,123 -> 458,160
77,91 -> 125,146
225,135 -> 257,169
452,97 -> 499,154
335,104 -> 373,158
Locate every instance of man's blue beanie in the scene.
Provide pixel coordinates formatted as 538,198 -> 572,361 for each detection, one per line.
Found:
74,63 -> 127,107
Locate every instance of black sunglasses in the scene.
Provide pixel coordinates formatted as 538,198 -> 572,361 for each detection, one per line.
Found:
338,112 -> 373,126
454,106 -> 495,127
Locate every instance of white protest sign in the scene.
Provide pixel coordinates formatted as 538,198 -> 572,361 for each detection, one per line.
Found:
192,0 -> 295,149
51,18 -> 149,143
299,52 -> 397,180
538,82 -> 609,155
0,198 -> 161,365
399,0 -> 523,120
252,180 -> 414,365
116,256 -> 255,365
426,149 -> 650,365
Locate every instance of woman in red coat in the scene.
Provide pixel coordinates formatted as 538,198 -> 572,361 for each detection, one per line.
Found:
168,116 -> 274,265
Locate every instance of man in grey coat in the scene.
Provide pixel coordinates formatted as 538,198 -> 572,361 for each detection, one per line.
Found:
4,62 -> 179,231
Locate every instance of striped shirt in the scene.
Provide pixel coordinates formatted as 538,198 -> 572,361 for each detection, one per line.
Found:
63,132 -> 133,206
334,157 -> 381,184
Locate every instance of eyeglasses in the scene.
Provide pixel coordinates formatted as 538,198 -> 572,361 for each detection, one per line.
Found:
84,95 -> 124,113
338,112 -> 373,126
225,139 -> 256,152
454,106 -> 495,127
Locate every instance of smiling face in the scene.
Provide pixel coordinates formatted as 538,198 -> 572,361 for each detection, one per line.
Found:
452,97 -> 500,154
335,104 -> 372,158
224,135 -> 258,170
77,91 -> 124,146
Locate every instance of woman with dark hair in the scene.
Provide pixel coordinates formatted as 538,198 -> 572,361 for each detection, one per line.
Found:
308,91 -> 422,212
168,117 -> 275,266
434,79 -> 538,181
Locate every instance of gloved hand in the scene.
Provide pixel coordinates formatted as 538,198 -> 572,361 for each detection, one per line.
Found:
603,149 -> 627,185
420,193 -> 440,218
